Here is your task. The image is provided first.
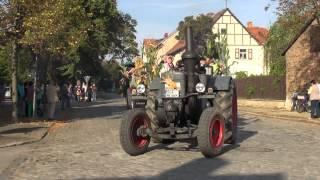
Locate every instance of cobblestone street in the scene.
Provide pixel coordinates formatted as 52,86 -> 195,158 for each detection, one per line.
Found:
1,96 -> 320,180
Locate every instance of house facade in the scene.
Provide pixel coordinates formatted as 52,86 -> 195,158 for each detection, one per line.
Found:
142,31 -> 180,64
211,9 -> 268,76
142,8 -> 269,77
282,16 -> 320,109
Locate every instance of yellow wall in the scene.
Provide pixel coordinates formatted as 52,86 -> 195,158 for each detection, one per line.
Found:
156,31 -> 179,63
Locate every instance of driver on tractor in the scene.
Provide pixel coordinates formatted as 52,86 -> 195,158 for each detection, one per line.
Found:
159,55 -> 175,77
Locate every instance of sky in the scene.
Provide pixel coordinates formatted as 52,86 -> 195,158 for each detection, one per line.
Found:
118,0 -> 278,46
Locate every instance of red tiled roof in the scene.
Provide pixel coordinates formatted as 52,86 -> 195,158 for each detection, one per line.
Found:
166,40 -> 186,55
247,27 -> 269,45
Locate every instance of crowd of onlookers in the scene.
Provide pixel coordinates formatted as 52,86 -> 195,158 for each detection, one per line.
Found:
0,80 -> 97,120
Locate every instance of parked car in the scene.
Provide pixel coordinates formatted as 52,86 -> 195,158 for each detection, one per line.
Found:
5,86 -> 11,99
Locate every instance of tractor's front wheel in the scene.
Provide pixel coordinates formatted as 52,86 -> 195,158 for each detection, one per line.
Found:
120,109 -> 151,156
198,108 -> 225,158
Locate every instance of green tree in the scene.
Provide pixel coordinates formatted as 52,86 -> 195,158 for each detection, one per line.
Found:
0,46 -> 10,83
235,71 -> 248,79
265,0 -> 320,76
215,34 -> 232,75
176,14 -> 215,55
144,45 -> 159,81
0,0 -> 29,122
0,0 -> 138,121
264,21 -> 289,76
58,1 -> 138,80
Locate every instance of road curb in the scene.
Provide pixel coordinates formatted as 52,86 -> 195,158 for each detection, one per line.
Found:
0,122 -> 55,148
241,111 -> 320,126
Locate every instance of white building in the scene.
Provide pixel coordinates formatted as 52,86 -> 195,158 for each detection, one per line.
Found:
143,8 -> 269,76
211,8 -> 269,76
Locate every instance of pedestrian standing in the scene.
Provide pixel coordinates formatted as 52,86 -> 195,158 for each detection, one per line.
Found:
24,82 -> 28,117
36,84 -> 44,117
317,82 -> 320,116
308,80 -> 320,119
82,82 -> 88,101
17,82 -> 25,117
46,81 -> 59,120
76,85 -> 81,102
67,83 -> 73,107
26,81 -> 34,117
91,83 -> 97,102
60,83 -> 69,110
87,83 -> 92,102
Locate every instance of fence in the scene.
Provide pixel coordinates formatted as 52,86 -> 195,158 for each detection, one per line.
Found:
235,75 -> 286,100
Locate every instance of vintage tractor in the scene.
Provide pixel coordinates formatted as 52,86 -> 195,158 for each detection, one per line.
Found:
119,27 -> 238,158
126,73 -> 148,109
121,60 -> 148,109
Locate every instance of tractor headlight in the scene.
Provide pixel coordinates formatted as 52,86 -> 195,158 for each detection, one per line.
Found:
131,89 -> 137,95
136,84 -> 146,94
196,83 -> 206,93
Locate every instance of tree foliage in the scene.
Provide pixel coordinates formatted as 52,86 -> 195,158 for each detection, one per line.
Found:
0,0 -> 139,120
58,0 -> 139,80
176,13 -> 233,75
144,45 -> 159,81
176,14 -> 215,55
0,0 -> 138,81
0,45 -> 10,83
265,0 -> 320,76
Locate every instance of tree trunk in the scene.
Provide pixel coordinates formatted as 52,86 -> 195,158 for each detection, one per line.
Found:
11,41 -> 18,123
32,54 -> 38,118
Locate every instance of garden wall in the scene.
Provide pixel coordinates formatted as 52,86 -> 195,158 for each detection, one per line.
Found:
235,75 -> 286,100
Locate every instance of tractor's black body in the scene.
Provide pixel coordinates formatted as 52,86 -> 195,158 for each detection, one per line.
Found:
120,27 -> 238,158
126,87 -> 147,109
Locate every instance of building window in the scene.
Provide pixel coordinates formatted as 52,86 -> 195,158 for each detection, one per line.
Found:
221,28 -> 227,34
235,48 -> 239,59
239,49 -> 247,59
248,49 -> 252,60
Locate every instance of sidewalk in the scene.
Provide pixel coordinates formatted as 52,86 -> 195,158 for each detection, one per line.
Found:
0,122 -> 54,148
239,105 -> 320,126
0,100 -> 71,148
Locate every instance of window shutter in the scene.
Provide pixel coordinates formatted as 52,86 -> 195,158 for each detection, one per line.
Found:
235,48 -> 239,59
248,49 -> 252,60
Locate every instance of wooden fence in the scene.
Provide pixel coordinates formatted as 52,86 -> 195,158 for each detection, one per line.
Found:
235,75 -> 286,100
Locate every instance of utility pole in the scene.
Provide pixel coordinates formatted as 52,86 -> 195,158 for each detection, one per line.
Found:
225,0 -> 228,8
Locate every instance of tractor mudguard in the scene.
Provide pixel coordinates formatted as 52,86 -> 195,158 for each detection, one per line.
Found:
208,76 -> 232,91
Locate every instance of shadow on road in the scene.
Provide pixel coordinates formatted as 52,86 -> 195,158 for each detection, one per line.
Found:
236,117 -> 258,144
0,127 -> 46,135
68,99 -> 127,120
74,157 -> 285,180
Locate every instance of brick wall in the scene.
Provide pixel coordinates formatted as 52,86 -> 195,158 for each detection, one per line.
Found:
285,19 -> 320,108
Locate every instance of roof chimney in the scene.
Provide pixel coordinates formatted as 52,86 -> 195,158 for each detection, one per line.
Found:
164,33 -> 169,38
247,21 -> 253,28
